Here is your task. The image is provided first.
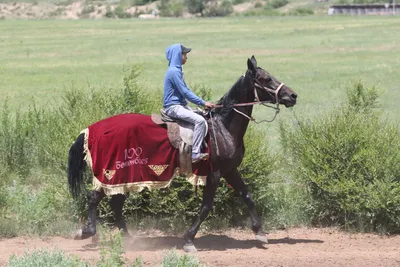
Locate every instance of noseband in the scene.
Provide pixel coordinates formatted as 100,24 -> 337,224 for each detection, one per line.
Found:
254,80 -> 284,106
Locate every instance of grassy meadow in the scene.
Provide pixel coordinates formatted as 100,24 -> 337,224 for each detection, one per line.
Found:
2,16 -> 400,111
2,16 -> 400,148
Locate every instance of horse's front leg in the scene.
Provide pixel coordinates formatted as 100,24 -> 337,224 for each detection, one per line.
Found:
75,190 -> 105,239
224,168 -> 268,243
183,172 -> 220,253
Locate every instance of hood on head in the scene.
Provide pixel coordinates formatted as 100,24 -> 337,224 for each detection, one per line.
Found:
166,44 -> 183,67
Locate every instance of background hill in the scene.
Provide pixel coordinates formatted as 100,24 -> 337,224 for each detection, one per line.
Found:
0,0 -> 335,19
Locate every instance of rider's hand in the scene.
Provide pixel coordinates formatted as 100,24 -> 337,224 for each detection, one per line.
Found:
204,102 -> 215,109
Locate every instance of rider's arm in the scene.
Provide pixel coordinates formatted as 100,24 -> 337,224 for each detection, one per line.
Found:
171,70 -> 206,106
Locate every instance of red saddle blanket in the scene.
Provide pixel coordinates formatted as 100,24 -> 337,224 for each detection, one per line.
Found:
83,113 -> 210,195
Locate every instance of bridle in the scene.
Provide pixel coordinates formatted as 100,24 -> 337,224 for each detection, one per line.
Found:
212,73 -> 283,124
209,72 -> 284,157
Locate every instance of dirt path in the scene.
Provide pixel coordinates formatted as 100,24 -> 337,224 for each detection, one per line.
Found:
1,227 -> 399,266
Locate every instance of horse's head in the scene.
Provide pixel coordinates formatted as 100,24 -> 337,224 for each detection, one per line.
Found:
247,56 -> 297,108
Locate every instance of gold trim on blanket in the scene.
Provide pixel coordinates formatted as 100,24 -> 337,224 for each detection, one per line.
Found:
92,168 -> 207,196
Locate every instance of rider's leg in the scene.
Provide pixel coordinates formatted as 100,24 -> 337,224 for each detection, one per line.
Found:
165,105 -> 207,158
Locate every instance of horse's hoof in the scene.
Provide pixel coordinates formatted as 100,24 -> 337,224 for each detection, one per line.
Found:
183,244 -> 198,253
74,229 -> 83,240
74,229 -> 96,240
256,233 -> 268,244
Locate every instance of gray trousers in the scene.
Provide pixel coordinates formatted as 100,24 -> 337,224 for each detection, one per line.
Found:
164,105 -> 207,154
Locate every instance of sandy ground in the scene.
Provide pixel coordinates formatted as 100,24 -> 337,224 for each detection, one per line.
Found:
1,227 -> 400,266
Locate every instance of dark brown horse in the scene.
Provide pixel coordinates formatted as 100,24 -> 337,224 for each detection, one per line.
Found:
67,56 -> 297,252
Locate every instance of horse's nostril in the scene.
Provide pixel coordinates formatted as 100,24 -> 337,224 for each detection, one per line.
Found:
291,93 -> 297,100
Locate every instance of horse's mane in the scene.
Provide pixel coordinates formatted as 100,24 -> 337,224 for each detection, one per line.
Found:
214,71 -> 253,121
215,77 -> 243,116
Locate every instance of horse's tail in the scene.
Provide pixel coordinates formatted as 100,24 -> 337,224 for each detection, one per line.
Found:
67,132 -> 86,199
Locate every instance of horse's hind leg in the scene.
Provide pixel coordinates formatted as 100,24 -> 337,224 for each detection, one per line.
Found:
110,193 -> 129,236
75,190 -> 105,239
224,168 -> 268,243
183,172 -> 220,252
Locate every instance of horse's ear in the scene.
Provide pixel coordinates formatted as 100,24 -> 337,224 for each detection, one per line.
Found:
251,55 -> 257,68
247,57 -> 257,74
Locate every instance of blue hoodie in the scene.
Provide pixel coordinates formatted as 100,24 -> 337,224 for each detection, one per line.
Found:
163,44 -> 206,108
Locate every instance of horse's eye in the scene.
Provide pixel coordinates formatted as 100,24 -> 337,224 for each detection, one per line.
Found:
266,77 -> 272,83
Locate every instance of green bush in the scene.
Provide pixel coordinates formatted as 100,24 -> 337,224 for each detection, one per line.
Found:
97,230 -> 127,267
7,246 -> 204,267
114,5 -> 132,18
5,180 -> 76,236
161,249 -> 205,267
158,0 -> 184,17
232,0 -> 246,4
254,1 -> 263,8
184,0 -> 205,14
241,7 -> 281,16
105,5 -> 132,19
266,0 -> 288,9
134,0 -> 155,5
204,0 -> 233,17
8,249 -> 89,267
288,7 -> 314,15
280,81 -> 400,233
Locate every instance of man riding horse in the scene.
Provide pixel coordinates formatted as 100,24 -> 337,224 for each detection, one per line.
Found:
163,44 -> 215,163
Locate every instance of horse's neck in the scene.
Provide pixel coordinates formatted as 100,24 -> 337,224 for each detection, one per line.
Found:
220,76 -> 255,141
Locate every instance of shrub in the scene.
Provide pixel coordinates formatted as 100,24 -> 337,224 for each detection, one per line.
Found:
280,81 -> 400,233
80,4 -> 95,16
5,180 -> 76,236
8,249 -> 89,267
267,0 -> 288,9
8,247 -> 203,267
232,0 -> 246,4
105,5 -> 132,19
97,229 -> 127,267
288,7 -> 314,15
158,0 -> 184,17
254,1 -> 263,8
184,0 -> 205,14
241,7 -> 281,16
204,0 -> 233,17
114,5 -> 132,18
162,249 -> 205,267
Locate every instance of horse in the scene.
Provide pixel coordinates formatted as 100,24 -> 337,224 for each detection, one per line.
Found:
67,55 -> 297,252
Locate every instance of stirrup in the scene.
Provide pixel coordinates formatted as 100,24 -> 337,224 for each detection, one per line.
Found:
192,153 -> 209,163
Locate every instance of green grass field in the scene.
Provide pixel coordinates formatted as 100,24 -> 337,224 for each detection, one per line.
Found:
1,16 -> 400,146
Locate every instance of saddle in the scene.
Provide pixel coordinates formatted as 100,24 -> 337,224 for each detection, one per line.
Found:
151,109 -> 209,175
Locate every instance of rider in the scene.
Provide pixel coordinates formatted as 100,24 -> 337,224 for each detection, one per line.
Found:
163,44 -> 215,163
